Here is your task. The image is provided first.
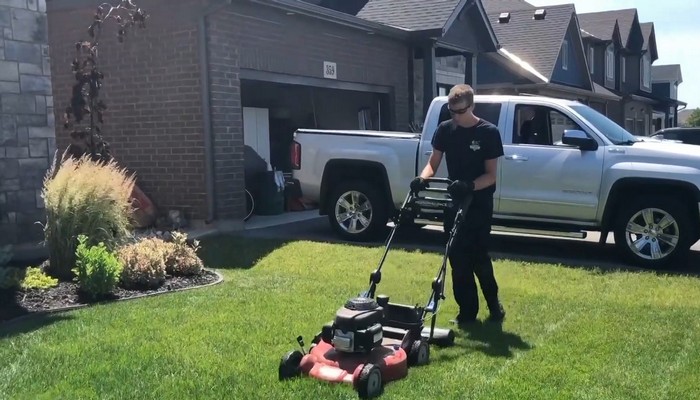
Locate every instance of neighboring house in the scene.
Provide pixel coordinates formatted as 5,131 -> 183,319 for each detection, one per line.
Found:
651,64 -> 686,130
0,0 -> 55,246
578,9 -> 658,135
467,4 -> 620,110
46,0 -> 499,229
678,108 -> 695,127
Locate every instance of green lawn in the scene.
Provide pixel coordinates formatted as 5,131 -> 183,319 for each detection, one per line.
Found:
1,234 -> 700,400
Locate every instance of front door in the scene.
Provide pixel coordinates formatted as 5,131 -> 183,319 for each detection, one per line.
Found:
497,103 -> 605,222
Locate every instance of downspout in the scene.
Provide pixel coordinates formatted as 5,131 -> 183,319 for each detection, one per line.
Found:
199,0 -> 232,224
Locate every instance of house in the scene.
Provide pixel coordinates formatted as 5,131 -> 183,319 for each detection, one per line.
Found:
578,9 -> 659,135
465,3 -> 620,111
46,0 -> 499,228
651,64 -> 686,130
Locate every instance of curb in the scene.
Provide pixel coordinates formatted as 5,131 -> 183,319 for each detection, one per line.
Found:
0,269 -> 225,329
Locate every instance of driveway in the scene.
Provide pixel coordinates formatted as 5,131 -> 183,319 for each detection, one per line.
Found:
242,216 -> 700,275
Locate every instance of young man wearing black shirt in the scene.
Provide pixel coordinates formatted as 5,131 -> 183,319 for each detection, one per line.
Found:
410,84 -> 506,324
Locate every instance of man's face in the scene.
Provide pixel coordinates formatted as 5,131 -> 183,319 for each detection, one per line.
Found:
448,100 -> 471,123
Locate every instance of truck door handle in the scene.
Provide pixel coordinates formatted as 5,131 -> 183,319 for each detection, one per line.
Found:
505,154 -> 528,161
424,151 -> 432,155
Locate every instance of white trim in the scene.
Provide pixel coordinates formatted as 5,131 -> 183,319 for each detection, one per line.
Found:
562,39 -> 569,70
605,44 -> 614,80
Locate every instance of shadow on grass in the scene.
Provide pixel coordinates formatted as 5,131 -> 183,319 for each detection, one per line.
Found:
0,312 -> 74,339
198,234 -> 291,270
432,320 -> 532,363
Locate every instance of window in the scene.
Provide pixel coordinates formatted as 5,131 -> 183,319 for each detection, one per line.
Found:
606,44 -> 615,80
588,46 -> 594,73
512,104 -> 584,146
621,56 -> 626,82
562,40 -> 569,70
671,83 -> 677,99
641,53 -> 651,89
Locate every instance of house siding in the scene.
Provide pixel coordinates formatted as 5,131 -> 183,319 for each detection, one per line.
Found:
551,21 -> 588,89
0,0 -> 56,245
476,54 -> 531,86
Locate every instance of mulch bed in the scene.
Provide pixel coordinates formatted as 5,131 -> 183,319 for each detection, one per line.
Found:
0,269 -> 220,325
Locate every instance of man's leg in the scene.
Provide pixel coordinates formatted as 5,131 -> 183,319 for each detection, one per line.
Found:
446,205 -> 479,323
471,202 -> 505,321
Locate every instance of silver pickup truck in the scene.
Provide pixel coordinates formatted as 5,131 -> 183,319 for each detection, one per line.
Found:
290,95 -> 700,269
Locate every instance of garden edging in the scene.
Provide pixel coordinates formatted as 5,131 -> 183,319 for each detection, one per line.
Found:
1,268 -> 225,328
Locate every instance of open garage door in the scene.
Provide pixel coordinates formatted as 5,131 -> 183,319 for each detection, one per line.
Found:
240,72 -> 393,174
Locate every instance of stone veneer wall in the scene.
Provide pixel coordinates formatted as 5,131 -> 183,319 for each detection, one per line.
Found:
0,0 -> 54,246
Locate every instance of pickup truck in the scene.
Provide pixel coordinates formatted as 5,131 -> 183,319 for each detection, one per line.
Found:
289,95 -> 700,270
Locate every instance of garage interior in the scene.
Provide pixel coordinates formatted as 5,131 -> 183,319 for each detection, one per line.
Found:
241,74 -> 393,216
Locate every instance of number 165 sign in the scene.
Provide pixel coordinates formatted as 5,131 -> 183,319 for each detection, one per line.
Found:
323,61 -> 337,79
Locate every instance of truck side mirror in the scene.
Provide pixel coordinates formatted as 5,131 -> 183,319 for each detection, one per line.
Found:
562,130 -> 598,151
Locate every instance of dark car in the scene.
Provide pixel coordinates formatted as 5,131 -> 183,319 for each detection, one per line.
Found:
650,127 -> 700,145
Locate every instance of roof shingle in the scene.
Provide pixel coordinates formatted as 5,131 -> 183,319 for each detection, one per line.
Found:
356,0 -> 461,31
480,0 -> 535,14
578,8 -> 636,46
488,4 -> 575,79
640,22 -> 653,50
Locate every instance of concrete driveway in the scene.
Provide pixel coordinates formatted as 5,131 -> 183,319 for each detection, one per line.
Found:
242,215 -> 700,275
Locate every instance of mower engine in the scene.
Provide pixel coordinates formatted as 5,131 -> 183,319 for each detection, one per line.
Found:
322,297 -> 384,353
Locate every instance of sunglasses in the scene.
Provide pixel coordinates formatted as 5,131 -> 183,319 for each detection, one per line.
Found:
448,105 -> 471,114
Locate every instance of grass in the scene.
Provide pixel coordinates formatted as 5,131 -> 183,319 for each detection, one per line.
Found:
1,234 -> 700,399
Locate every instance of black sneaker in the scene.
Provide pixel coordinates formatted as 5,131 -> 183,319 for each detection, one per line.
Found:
487,303 -> 506,322
450,313 -> 477,326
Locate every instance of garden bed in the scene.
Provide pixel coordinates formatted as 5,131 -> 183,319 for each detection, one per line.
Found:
1,268 -> 221,324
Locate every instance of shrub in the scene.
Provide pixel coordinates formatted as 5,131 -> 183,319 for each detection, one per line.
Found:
73,234 -> 123,300
0,267 -> 24,290
164,232 -> 204,277
21,267 -> 59,290
42,154 -> 136,280
117,238 -> 168,289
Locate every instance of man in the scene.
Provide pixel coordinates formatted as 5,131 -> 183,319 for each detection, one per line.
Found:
410,84 -> 506,324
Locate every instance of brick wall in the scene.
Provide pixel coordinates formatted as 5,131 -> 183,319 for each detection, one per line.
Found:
206,1 -> 410,219
0,0 -> 54,245
46,0 -> 209,223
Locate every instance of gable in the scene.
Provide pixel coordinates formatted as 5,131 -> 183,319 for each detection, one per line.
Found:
441,1 -> 499,53
551,15 -> 592,90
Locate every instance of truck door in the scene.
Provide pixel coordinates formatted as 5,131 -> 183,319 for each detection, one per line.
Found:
497,103 -> 605,222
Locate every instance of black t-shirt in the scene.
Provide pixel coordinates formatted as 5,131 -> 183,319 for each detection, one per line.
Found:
431,118 -> 504,198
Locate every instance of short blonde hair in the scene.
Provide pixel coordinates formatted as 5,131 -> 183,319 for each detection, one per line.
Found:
448,84 -> 474,108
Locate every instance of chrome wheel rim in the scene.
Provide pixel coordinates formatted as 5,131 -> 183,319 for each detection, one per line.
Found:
335,190 -> 372,234
625,207 -> 680,260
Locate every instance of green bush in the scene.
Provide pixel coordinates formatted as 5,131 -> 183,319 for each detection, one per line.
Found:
164,232 -> 204,277
21,267 -> 59,290
42,154 -> 136,280
0,267 -> 24,290
73,235 -> 123,300
117,237 -> 168,289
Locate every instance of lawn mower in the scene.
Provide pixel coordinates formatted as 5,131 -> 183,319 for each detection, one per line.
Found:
278,178 -> 473,399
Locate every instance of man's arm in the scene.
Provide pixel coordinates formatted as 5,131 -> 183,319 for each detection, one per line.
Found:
420,149 -> 443,179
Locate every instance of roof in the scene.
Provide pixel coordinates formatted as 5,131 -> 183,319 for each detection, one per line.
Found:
488,4 -> 576,80
592,82 -> 620,100
578,8 -> 638,46
652,64 -> 683,84
480,0 -> 534,14
356,0 -> 461,31
640,22 -> 653,50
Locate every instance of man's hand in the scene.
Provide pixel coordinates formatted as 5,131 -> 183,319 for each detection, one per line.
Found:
410,176 -> 428,193
447,180 -> 474,201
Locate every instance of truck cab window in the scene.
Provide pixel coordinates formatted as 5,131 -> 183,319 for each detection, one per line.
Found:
437,102 -> 502,126
513,105 -> 583,146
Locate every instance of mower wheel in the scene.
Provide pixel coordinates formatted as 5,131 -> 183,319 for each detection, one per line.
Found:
408,340 -> 430,366
278,350 -> 303,381
356,363 -> 383,399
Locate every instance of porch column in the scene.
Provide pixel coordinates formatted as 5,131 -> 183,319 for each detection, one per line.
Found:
464,52 -> 476,87
422,42 -> 436,118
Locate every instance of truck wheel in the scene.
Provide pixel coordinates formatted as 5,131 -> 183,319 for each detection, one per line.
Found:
612,196 -> 692,269
328,180 -> 388,242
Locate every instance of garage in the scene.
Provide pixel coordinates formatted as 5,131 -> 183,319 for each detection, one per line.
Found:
205,1 -> 411,218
